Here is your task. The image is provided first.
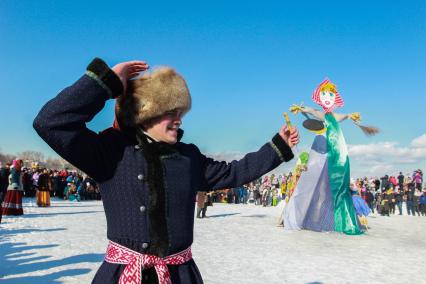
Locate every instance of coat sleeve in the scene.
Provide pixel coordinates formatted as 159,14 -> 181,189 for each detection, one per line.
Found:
197,134 -> 294,191
33,58 -> 124,181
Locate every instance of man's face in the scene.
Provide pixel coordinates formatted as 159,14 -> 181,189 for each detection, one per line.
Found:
319,91 -> 336,108
144,110 -> 183,144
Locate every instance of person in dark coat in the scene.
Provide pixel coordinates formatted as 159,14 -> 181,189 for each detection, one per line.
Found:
51,171 -> 63,198
395,188 -> 404,215
374,178 -> 380,192
0,163 -> 10,202
397,172 -> 404,189
81,175 -> 96,200
420,190 -> 426,216
406,183 -> 416,216
380,175 -> 389,192
33,58 -> 299,284
380,190 -> 392,216
196,192 -> 207,219
0,162 -> 10,223
22,168 -> 34,197
365,189 -> 375,213
37,168 -> 51,207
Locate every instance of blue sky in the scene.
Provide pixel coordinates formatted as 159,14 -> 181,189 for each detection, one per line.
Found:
1,0 -> 425,177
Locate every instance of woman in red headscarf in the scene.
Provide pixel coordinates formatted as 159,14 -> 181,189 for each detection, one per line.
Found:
1,159 -> 24,217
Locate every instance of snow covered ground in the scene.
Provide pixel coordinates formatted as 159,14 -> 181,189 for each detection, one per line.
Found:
1,198 -> 425,284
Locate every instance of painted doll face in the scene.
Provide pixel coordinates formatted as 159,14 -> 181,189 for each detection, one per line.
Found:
312,79 -> 343,113
319,91 -> 336,108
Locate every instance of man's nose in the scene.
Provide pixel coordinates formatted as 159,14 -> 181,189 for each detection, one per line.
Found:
174,116 -> 182,125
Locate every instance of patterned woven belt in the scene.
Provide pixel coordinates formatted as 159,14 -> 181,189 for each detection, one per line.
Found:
104,240 -> 192,284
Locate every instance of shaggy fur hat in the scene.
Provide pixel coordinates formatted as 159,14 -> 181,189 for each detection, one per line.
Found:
115,66 -> 191,128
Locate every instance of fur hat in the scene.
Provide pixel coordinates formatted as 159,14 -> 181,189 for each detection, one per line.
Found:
115,66 -> 191,128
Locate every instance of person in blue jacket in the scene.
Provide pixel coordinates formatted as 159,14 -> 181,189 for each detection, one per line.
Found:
420,190 -> 426,216
33,58 -> 299,283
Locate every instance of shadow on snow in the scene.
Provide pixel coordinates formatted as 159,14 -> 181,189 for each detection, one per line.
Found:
206,213 -> 240,218
0,227 -> 103,282
18,211 -> 102,218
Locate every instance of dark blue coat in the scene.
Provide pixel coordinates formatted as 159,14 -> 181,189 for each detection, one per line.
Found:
33,58 -> 294,283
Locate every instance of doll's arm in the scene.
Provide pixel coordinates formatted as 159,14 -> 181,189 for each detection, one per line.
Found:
334,112 -> 361,123
290,104 -> 325,121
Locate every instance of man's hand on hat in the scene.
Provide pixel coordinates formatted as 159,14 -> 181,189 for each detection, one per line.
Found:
279,125 -> 300,148
112,61 -> 149,94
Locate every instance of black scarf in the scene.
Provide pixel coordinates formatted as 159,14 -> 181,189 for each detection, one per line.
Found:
135,128 -> 181,257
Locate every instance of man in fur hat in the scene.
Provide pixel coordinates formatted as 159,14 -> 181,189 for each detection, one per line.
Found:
33,58 -> 299,283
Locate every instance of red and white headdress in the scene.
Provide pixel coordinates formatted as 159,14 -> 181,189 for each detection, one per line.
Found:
12,159 -> 19,168
312,79 -> 344,113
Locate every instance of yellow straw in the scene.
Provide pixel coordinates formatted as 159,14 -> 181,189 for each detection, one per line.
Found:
283,112 -> 299,153
283,112 -> 292,127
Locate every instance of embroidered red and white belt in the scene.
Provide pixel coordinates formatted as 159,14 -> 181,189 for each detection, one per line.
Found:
104,240 -> 192,284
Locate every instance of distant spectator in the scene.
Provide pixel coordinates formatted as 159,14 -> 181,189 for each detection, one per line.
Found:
420,190 -> 426,216
1,159 -> 24,217
413,170 -> 423,191
37,168 -> 51,207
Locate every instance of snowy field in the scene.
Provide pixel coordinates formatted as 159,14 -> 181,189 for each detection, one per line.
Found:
1,198 -> 425,284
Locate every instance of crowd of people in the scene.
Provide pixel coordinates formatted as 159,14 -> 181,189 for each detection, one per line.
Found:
0,160 -> 101,222
208,169 -> 426,217
1,158 -> 425,221
368,170 -> 425,216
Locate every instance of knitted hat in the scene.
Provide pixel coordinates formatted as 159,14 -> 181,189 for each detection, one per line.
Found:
115,66 -> 191,128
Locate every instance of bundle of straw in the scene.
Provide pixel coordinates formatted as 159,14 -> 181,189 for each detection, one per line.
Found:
354,122 -> 380,136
